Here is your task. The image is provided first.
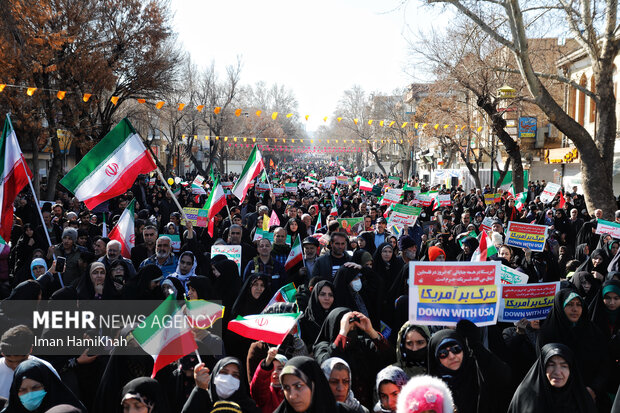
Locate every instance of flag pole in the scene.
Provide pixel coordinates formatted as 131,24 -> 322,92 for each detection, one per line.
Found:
6,114 -> 64,288
156,167 -> 189,222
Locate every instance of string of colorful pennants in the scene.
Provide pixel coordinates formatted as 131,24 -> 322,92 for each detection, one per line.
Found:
0,82 -> 485,133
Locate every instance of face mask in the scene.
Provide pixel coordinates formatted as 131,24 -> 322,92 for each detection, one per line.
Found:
19,390 -> 47,411
350,278 -> 362,292
403,347 -> 427,364
214,373 -> 240,399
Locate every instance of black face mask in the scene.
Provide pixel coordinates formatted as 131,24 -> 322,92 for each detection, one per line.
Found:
402,347 -> 427,365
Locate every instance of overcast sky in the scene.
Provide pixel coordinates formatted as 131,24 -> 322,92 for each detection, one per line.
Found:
170,0 -> 445,130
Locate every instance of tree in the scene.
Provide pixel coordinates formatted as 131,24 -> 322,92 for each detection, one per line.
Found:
334,86 -> 389,174
425,0 -> 619,215
0,0 -> 181,199
410,18 -> 526,192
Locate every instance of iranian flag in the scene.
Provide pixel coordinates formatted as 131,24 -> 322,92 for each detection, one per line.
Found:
184,299 -> 224,329
0,115 -> 32,241
314,211 -> 322,233
515,191 -> 528,212
228,312 -> 301,345
202,174 -> 227,222
108,199 -> 136,259
358,177 -> 373,191
60,118 -> 156,210
132,295 -> 198,378
471,231 -> 498,262
232,145 -> 264,202
330,194 -> 338,217
264,282 -> 298,310
285,235 -> 303,272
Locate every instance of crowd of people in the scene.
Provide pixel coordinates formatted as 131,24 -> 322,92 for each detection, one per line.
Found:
0,159 -> 619,413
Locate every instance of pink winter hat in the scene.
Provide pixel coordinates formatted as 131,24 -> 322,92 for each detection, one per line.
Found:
396,375 -> 454,413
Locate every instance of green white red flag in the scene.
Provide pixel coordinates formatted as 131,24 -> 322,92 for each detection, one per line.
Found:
228,312 -> 301,345
471,231 -> 498,262
184,299 -> 224,329
314,211 -> 322,232
0,115 -> 32,241
132,295 -> 197,378
264,282 -> 298,311
284,235 -> 303,272
515,191 -> 528,212
108,199 -> 135,259
358,177 -> 373,191
60,118 -> 156,210
232,145 -> 264,202
330,194 -> 338,216
202,174 -> 227,222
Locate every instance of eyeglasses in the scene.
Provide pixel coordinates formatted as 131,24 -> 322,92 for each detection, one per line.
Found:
437,344 -> 463,359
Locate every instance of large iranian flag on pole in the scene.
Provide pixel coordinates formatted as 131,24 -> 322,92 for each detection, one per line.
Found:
0,116 -> 32,241
232,145 -> 264,202
132,295 -> 197,378
108,199 -> 135,259
60,118 -> 156,210
228,312 -> 301,345
202,174 -> 227,222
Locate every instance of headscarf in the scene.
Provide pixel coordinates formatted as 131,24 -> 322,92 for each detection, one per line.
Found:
186,275 -> 212,300
75,262 -> 118,300
2,359 -> 86,413
320,357 -> 364,411
394,321 -> 430,378
332,265 -> 368,319
427,329 -> 478,413
589,279 -> 620,339
275,356 -> 339,413
507,343 -> 596,413
299,280 -> 335,348
537,288 -> 609,396
30,259 -> 47,279
570,271 -> 601,307
207,357 -> 256,412
576,248 -> 609,278
374,365 -> 409,404
169,251 -> 198,288
230,273 -> 271,318
210,255 -> 243,311
372,242 -> 403,288
312,307 -> 350,355
120,377 -> 170,413
132,264 -> 165,300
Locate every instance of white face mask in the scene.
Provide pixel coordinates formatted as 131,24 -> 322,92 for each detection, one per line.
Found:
350,278 -> 362,292
214,373 -> 240,399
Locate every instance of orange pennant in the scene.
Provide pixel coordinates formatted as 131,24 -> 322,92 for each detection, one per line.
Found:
256,110 -> 262,117
26,87 -> 37,96
83,93 -> 91,102
137,98 -> 146,104
156,101 -> 165,109
178,103 -> 185,111
110,96 -> 119,105
0,84 -> 6,92
214,107 -> 221,114
235,109 -> 242,117
196,105 -> 204,112
56,91 -> 66,100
